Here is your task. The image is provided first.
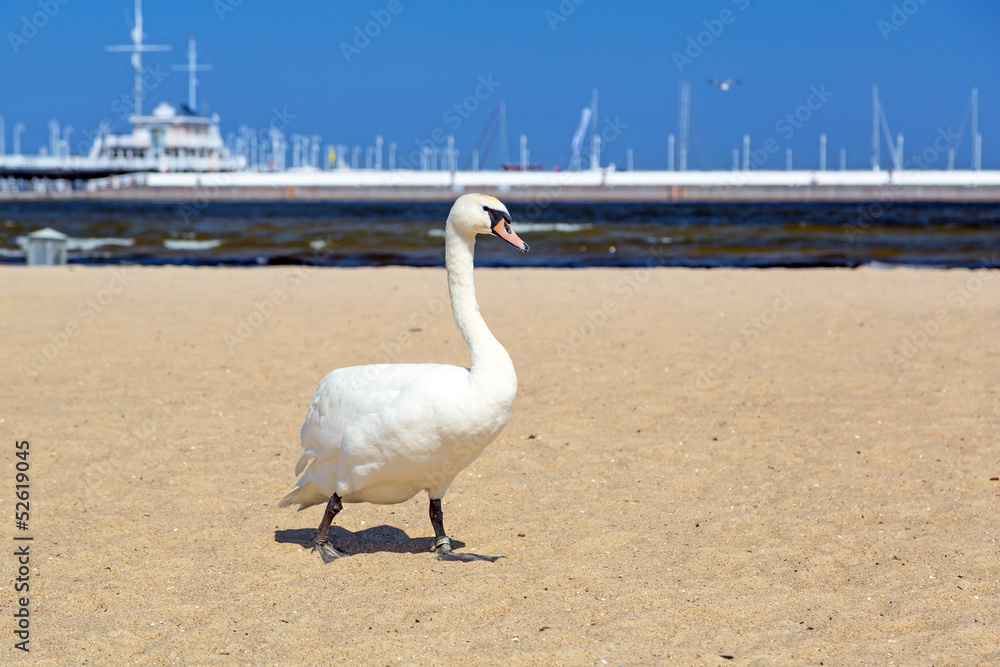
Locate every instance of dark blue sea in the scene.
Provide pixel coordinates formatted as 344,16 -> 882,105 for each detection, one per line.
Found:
1,201 -> 998,268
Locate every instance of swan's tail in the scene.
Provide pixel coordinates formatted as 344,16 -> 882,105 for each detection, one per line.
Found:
278,479 -> 332,512
277,482 -> 328,510
278,449 -> 335,509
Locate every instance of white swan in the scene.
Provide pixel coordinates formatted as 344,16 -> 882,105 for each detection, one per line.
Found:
279,193 -> 529,562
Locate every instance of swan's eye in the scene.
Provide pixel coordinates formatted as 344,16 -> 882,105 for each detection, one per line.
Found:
483,206 -> 489,211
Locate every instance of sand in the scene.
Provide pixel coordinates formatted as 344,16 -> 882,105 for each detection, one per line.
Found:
1,264 -> 998,665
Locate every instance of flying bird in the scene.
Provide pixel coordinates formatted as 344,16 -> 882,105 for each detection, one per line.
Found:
709,78 -> 741,91
279,193 -> 529,563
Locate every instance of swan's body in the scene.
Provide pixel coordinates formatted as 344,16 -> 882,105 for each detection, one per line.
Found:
282,360 -> 514,507
279,194 -> 528,561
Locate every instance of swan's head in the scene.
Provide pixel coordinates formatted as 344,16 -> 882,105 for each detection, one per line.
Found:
448,193 -> 529,252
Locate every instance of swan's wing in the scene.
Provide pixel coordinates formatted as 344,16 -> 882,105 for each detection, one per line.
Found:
280,362 -> 470,509
297,363 -> 461,471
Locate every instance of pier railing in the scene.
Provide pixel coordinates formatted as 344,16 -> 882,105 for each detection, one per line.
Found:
2,168 -> 999,202
0,153 -> 244,177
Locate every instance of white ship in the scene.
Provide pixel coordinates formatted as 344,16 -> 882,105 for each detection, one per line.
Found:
87,99 -> 239,172
0,0 -> 242,180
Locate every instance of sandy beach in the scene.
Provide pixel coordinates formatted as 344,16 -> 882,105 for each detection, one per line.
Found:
2,264 -> 998,665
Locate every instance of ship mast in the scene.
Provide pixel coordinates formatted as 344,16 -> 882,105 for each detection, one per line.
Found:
105,0 -> 170,118
173,36 -> 213,113
678,80 -> 690,172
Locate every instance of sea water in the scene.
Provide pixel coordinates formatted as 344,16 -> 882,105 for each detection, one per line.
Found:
1,201 -> 997,268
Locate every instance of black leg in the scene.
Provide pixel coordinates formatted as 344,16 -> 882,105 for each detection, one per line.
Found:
429,497 -> 449,549
428,497 -> 501,562
312,494 -> 347,563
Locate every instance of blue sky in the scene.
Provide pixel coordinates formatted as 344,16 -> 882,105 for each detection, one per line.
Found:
1,0 -> 997,170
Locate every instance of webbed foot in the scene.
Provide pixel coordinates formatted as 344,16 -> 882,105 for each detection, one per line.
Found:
433,536 -> 502,563
312,538 -> 348,563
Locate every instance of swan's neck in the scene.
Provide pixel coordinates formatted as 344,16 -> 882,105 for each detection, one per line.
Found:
445,223 -> 514,383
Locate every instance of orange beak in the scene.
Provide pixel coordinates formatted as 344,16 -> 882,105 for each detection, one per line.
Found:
491,218 -> 529,252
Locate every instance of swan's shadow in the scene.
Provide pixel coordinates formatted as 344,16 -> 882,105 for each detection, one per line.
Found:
274,525 -> 466,556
